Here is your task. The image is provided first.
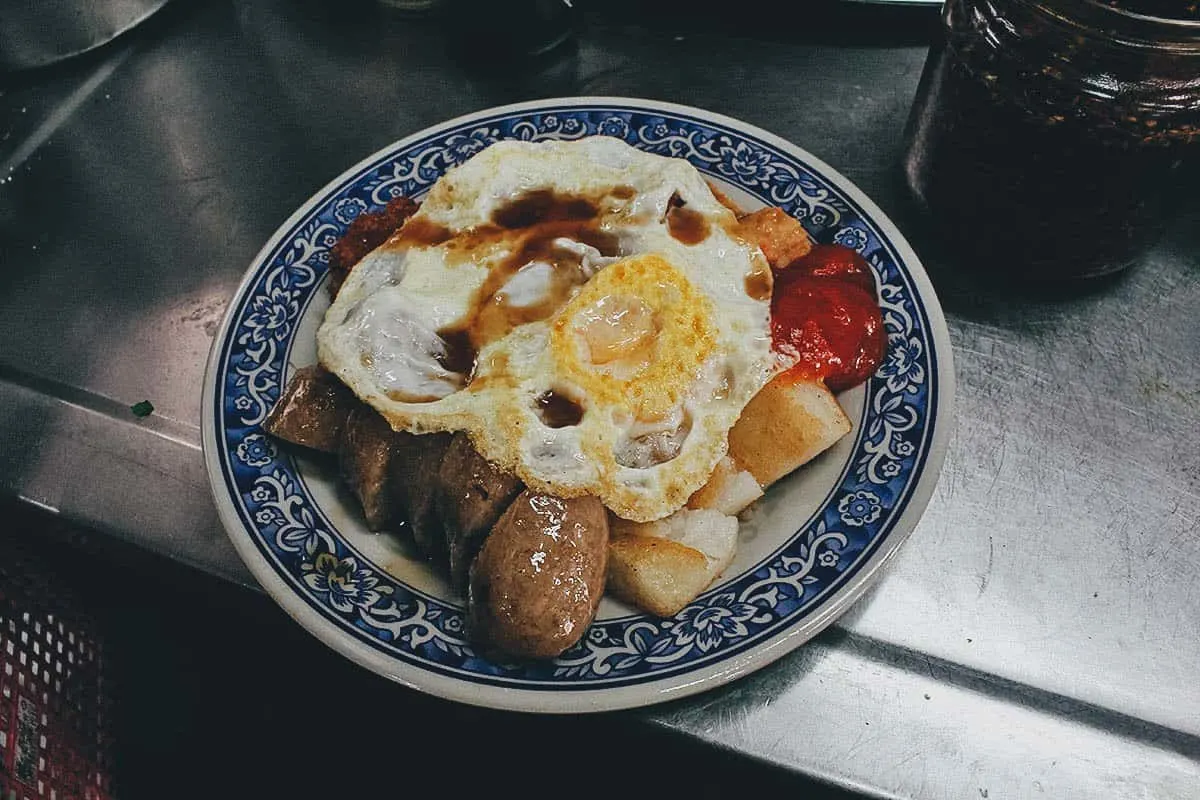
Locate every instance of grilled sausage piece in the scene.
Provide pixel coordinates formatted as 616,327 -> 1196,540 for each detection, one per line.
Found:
263,366 -> 358,453
391,432 -> 453,562
468,491 -> 609,660
337,406 -> 409,531
435,432 -> 524,592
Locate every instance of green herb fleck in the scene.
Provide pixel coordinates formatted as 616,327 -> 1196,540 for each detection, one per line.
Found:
131,400 -> 154,418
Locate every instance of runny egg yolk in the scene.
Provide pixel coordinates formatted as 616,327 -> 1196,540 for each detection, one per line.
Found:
577,295 -> 658,365
550,254 -> 716,423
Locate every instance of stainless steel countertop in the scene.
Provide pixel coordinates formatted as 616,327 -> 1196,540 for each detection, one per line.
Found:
3,2 -> 1198,797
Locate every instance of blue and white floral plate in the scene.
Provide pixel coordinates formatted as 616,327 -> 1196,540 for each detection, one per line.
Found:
202,98 -> 954,713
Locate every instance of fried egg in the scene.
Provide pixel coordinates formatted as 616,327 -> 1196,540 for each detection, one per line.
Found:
317,137 -> 774,521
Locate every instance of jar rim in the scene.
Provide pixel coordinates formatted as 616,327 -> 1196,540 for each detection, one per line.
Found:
1085,0 -> 1200,30
1034,0 -> 1200,46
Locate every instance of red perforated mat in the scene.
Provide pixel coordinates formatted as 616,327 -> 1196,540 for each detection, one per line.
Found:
0,547 -> 112,800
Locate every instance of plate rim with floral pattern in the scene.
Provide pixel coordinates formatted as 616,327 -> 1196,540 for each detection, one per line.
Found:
201,97 -> 954,714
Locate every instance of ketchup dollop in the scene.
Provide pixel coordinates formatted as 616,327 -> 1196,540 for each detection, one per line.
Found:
771,244 -> 886,393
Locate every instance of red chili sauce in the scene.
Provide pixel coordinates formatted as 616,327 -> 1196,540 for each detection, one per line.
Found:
327,197 -> 419,298
770,244 -> 886,393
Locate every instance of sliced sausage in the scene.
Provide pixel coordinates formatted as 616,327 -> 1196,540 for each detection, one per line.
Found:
391,432 -> 453,562
435,432 -> 524,592
263,366 -> 358,453
468,491 -> 609,660
337,406 -> 407,531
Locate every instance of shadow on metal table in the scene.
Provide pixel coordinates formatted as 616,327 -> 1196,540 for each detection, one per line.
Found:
2,501 -> 862,798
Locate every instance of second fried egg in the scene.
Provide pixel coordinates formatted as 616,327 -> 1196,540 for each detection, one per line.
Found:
317,136 -> 774,521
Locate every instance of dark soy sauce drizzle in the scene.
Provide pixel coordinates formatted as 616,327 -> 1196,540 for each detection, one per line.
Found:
492,189 -> 598,229
431,190 -> 622,384
744,266 -> 772,301
535,390 -> 584,427
665,192 -> 710,245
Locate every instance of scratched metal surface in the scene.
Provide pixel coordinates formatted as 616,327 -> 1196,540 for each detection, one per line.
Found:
1,2 -> 1197,797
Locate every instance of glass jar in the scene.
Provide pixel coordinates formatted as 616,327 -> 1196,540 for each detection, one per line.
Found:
902,0 -> 1200,281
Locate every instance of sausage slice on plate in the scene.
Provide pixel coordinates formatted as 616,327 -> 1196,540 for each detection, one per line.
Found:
337,406 -> 409,532
391,432 -> 453,562
263,365 -> 358,454
435,432 -> 524,592
468,491 -> 609,660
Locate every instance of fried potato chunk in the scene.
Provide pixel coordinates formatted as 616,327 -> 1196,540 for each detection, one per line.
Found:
607,509 -> 738,617
727,375 -> 851,488
738,207 -> 813,269
687,455 -> 763,516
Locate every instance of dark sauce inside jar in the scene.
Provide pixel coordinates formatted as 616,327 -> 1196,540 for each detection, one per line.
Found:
902,0 -> 1200,281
